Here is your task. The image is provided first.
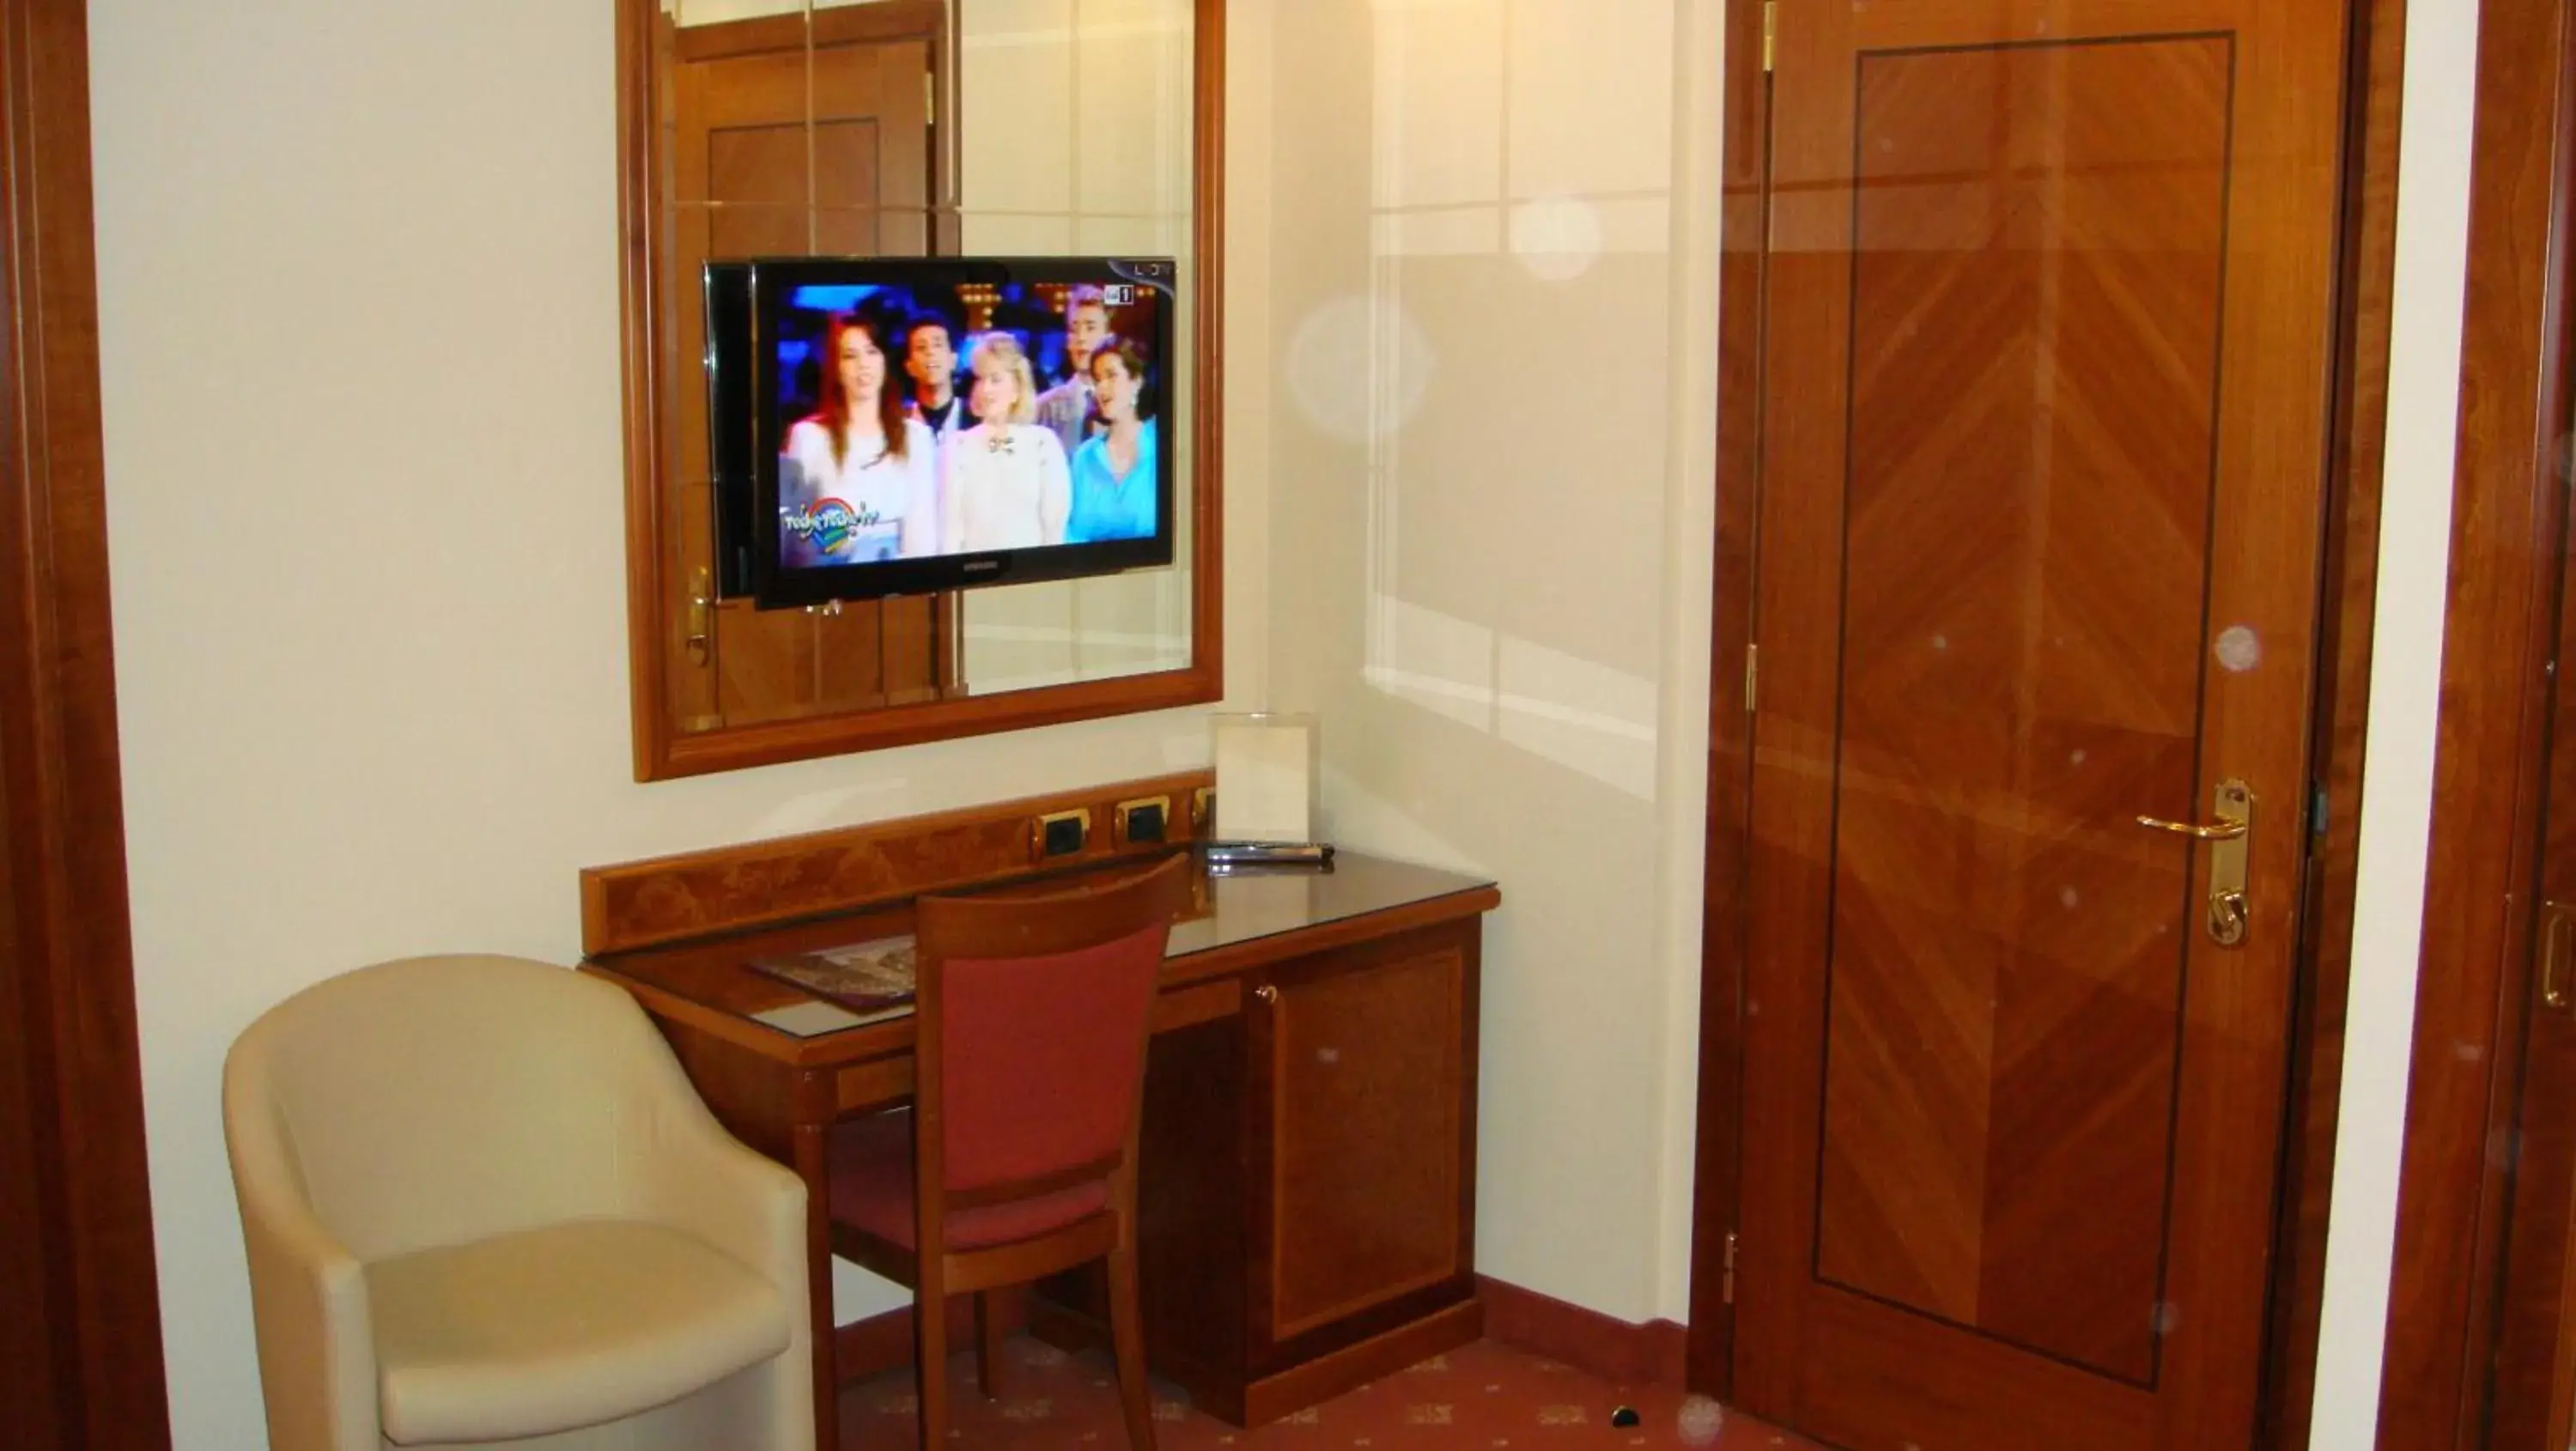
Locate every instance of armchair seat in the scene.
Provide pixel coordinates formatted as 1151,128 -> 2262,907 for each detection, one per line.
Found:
827,1108 -> 1109,1251
368,1218 -> 791,1445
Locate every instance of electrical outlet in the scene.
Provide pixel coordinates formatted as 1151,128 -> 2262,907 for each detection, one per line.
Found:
1116,795 -> 1170,846
1032,809 -> 1091,859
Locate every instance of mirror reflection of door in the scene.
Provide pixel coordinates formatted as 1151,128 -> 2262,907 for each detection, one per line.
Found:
667,3 -> 952,732
1730,3 -> 2352,1448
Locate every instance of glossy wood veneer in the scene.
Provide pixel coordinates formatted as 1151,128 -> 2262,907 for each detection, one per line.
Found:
1690,2 -> 2411,1442
2377,0 -> 2576,1445
2257,3 -> 2409,1445
0,1 -> 171,1447
1684,0 -> 1770,1399
580,769 -> 1212,954
1724,6 -> 2356,1448
1478,1276 -> 1688,1389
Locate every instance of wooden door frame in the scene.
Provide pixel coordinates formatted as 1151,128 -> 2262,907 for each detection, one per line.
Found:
2373,0 -> 2576,1446
0,0 -> 173,1448
1681,3 -> 2411,1443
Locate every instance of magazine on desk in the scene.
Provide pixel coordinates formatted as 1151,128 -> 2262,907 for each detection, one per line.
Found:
744,935 -> 918,1012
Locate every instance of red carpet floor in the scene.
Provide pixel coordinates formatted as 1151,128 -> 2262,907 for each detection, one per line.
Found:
836,1335 -> 1820,1449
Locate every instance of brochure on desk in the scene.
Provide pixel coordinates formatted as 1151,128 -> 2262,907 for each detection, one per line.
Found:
744,935 -> 917,1037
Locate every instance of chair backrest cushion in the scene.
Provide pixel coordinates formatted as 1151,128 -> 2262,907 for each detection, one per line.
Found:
935,920 -> 1168,1193
224,955 -> 677,1260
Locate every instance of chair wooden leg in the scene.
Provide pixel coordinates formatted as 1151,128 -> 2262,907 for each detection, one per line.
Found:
1105,1243 -> 1157,1451
974,1290 -> 1004,1399
914,1285 -> 949,1451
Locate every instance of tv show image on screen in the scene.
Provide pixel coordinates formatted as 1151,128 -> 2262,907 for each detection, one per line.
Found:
702,256 -> 1178,610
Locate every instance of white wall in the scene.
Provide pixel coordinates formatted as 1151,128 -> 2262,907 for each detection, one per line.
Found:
85,3 -> 1269,1447
1258,0 -> 1708,1321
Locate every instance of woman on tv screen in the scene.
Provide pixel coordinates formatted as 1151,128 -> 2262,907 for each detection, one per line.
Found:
1066,336 -> 1158,544
778,313 -> 939,565
941,331 -> 1072,551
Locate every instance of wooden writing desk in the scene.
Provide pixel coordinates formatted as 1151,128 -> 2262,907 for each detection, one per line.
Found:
580,848 -> 1499,1434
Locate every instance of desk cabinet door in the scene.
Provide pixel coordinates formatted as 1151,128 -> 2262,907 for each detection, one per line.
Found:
1249,923 -> 1479,1357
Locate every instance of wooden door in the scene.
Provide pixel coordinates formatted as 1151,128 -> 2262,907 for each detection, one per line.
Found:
2490,665 -> 2576,1445
2481,202 -> 2576,1450
667,7 -> 948,729
1734,5 -> 2349,1449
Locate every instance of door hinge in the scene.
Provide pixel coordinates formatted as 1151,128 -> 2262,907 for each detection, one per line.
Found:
925,72 -> 937,125
1762,1 -> 1777,72
1722,1231 -> 1740,1304
1744,645 -> 1759,713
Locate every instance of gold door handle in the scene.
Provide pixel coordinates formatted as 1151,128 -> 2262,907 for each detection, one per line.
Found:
2133,815 -> 2249,841
2136,779 -> 2255,949
2543,902 -> 2576,1012
685,567 -> 714,662
1254,984 -> 1279,1005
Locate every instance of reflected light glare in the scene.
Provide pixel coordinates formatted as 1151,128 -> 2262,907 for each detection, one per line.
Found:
1509,196 -> 1605,282
1285,295 -> 1437,444
1677,1396 -> 1725,1445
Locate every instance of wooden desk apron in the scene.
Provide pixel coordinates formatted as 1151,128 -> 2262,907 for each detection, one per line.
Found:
579,851 -> 1500,1429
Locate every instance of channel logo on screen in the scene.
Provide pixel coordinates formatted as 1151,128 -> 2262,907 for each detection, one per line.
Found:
786,497 -> 868,556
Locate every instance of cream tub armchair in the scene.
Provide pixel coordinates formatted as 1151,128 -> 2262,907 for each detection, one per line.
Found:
222,955 -> 812,1451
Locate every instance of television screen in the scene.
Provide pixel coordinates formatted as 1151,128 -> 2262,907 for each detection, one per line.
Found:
704,256 -> 1178,610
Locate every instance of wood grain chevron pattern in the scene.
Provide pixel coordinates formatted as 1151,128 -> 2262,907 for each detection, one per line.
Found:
1812,37 -> 2233,1386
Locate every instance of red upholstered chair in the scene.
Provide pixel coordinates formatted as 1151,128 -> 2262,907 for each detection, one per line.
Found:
826,853 -> 1191,1450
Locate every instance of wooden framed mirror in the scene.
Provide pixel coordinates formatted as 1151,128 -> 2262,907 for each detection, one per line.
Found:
616,0 -> 1224,780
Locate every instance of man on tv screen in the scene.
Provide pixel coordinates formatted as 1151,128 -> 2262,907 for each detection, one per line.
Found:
1034,284 -> 1112,457
903,312 -> 969,443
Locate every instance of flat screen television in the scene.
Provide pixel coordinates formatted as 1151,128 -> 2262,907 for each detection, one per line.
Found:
703,256 -> 1179,610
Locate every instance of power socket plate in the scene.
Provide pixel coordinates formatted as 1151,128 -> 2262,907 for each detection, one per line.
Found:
1033,808 -> 1091,859
1116,795 -> 1170,846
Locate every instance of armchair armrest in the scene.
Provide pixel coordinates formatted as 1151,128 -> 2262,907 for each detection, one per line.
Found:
621,1051 -> 811,1329
226,1107 -> 380,1451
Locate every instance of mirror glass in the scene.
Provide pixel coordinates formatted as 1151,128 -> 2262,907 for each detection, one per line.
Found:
648,0 -> 1197,737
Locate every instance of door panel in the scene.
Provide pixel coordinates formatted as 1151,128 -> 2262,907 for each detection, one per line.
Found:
1816,35 -> 2231,1387
1737,6 -> 2347,1449
1257,944 -> 1466,1347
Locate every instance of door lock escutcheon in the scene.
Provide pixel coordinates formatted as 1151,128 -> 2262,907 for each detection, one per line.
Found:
2137,779 -> 2255,949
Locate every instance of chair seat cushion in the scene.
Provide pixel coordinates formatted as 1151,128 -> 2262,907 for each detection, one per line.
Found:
827,1108 -> 1109,1252
365,1217 -> 791,1444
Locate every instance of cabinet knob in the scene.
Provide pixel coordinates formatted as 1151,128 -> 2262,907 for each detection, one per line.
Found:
1254,984 -> 1279,1005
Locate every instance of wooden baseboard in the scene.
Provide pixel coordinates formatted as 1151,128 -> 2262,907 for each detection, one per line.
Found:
832,1287 -> 1029,1382
1477,1276 -> 1687,1388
